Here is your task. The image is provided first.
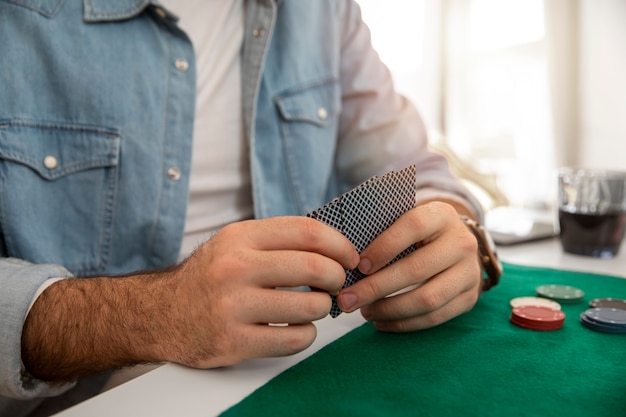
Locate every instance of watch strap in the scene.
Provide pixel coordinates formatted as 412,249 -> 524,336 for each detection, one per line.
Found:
460,215 -> 503,291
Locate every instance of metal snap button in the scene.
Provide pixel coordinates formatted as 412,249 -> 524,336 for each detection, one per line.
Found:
167,167 -> 181,181
153,7 -> 167,19
175,58 -> 189,72
43,155 -> 58,169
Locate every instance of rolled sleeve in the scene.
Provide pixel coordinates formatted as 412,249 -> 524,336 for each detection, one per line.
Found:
0,258 -> 75,399
334,1 -> 483,223
415,182 -> 484,223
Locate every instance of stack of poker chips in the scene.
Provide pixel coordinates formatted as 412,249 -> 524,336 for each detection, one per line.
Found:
510,304 -> 566,331
580,298 -> 626,334
508,284 -> 586,331
509,285 -> 626,334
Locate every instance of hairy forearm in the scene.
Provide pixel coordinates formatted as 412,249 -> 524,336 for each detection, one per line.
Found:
18,217 -> 365,383
21,271 -> 177,382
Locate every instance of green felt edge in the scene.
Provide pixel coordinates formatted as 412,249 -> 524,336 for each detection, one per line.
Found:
221,263 -> 626,417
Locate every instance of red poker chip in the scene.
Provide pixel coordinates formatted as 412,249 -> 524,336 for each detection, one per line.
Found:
512,305 -> 566,323
511,319 -> 563,331
511,318 -> 564,331
510,305 -> 565,331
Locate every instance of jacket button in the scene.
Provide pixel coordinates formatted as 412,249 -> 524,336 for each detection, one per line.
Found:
175,58 -> 189,72
252,28 -> 265,37
317,107 -> 328,120
153,6 -> 167,19
43,155 -> 58,169
167,167 -> 181,181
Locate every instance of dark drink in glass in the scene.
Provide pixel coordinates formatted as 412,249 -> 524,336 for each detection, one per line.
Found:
558,209 -> 626,258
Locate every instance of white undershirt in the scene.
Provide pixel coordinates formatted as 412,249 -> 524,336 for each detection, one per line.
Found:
160,0 -> 253,260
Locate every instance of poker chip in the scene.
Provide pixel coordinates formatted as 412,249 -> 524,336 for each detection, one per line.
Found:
589,298 -> 626,311
584,308 -> 626,326
580,308 -> 626,334
535,284 -> 585,304
580,315 -> 626,334
510,305 -> 566,331
510,296 -> 561,310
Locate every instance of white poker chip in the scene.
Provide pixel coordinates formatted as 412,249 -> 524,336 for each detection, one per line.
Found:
510,296 -> 561,311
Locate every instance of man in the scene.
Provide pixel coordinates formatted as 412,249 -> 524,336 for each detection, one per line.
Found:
0,1 -> 487,415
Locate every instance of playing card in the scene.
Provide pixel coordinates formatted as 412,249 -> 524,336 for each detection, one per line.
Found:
306,165 -> 417,317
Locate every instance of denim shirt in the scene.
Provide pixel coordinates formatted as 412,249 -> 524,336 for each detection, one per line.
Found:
0,0 -> 480,413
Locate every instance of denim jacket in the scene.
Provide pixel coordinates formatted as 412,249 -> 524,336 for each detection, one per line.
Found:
0,0 -> 480,413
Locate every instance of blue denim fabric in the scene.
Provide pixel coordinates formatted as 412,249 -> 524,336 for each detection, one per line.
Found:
0,0 -> 481,413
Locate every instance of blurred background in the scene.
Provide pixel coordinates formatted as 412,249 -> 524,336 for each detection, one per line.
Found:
356,0 -> 626,213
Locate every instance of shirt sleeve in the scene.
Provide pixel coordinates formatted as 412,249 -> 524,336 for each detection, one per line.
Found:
414,187 -> 483,223
0,258 -> 76,399
26,278 -> 66,313
334,1 -> 483,221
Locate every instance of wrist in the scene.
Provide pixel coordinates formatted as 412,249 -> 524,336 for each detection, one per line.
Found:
459,215 -> 502,291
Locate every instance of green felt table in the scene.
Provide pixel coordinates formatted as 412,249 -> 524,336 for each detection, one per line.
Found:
221,263 -> 626,417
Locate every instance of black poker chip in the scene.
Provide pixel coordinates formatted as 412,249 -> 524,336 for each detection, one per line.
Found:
580,308 -> 626,334
589,298 -> 626,311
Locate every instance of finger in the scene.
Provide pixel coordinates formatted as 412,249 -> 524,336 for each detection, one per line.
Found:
369,288 -> 480,332
195,323 -> 319,368
248,250 -> 347,294
359,261 -> 481,323
223,217 -> 359,270
357,202 -> 455,275
339,204 -> 478,313
235,288 -> 333,324
337,227 -> 473,313
240,323 -> 318,360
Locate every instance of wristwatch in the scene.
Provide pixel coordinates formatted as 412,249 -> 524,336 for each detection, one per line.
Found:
460,215 -> 502,291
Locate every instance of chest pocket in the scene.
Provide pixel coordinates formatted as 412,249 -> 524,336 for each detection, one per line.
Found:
0,120 -> 120,275
1,0 -> 64,18
274,80 -> 341,212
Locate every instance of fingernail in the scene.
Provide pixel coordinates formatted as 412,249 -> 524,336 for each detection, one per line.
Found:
358,257 -> 372,274
352,251 -> 360,268
339,292 -> 357,312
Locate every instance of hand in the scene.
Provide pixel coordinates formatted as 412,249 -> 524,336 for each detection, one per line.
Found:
336,201 -> 481,332
22,217 -> 358,382
163,216 -> 359,368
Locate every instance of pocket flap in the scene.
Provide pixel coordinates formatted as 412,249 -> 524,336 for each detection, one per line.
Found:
3,0 -> 65,18
275,81 -> 340,127
0,120 -> 120,181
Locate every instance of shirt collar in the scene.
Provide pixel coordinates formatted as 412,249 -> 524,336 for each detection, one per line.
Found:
83,0 -> 170,22
83,0 -> 279,22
